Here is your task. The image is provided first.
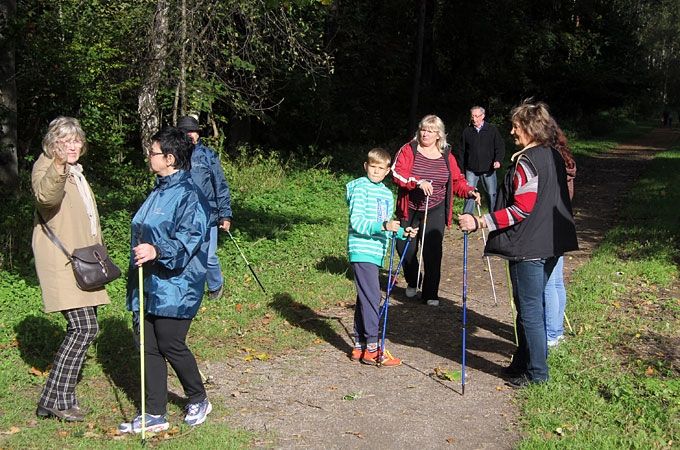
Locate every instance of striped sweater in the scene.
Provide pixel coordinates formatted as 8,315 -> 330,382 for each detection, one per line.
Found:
346,176 -> 404,265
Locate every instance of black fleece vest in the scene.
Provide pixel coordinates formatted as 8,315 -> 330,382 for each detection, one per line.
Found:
484,145 -> 578,260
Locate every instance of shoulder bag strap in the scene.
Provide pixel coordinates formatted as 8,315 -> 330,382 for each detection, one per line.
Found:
36,211 -> 72,259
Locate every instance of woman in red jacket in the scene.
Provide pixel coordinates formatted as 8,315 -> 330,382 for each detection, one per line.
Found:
392,114 -> 479,306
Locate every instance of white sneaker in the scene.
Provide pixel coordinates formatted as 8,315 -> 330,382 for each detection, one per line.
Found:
405,287 -> 418,298
426,299 -> 439,306
184,398 -> 212,426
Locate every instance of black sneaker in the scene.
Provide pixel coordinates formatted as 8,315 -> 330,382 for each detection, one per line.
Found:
208,285 -> 224,300
505,375 -> 531,389
501,365 -> 526,378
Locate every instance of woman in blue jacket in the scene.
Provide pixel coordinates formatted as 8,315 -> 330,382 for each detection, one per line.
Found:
120,127 -> 212,434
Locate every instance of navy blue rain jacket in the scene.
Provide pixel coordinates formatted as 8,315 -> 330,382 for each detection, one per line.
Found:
190,141 -> 232,227
126,170 -> 210,319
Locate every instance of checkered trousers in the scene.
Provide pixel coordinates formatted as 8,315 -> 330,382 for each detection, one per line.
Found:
38,306 -> 99,410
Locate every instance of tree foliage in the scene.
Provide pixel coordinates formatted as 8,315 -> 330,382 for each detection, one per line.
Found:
2,0 -> 678,176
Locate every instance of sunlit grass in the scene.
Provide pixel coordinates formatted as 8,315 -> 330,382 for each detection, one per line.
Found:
517,146 -> 680,449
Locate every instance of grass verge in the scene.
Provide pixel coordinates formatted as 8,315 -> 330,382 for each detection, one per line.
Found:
0,150 -> 357,448
517,146 -> 679,449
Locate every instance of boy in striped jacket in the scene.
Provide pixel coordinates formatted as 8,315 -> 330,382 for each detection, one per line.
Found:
346,148 -> 418,366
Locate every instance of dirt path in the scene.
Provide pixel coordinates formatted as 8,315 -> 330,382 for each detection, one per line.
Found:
199,128 -> 680,449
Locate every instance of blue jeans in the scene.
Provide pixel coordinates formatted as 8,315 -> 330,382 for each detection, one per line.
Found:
544,256 -> 566,343
206,226 -> 223,292
508,257 -> 557,382
463,170 -> 497,214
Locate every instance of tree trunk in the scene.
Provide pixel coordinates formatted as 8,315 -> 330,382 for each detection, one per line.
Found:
0,0 -> 18,188
138,0 -> 169,154
179,0 -> 187,116
409,0 -> 426,134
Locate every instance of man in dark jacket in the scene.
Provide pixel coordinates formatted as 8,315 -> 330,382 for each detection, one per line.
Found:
178,116 -> 232,299
456,106 -> 505,214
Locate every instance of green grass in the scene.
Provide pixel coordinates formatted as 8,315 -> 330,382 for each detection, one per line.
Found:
1,125 -> 676,447
516,146 -> 680,449
0,150 -> 357,447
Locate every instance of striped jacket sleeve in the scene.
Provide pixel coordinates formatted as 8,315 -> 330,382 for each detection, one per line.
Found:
347,182 -> 383,237
484,156 -> 538,231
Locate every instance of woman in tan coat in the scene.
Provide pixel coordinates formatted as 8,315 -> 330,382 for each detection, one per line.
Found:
32,117 -> 110,422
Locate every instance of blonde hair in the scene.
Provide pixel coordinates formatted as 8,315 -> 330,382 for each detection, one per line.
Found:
367,147 -> 391,165
414,114 -> 447,152
510,100 -> 553,146
42,117 -> 88,158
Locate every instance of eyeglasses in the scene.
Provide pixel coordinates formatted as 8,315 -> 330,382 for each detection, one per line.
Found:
58,139 -> 83,146
420,128 -> 438,134
147,151 -> 164,158
471,113 -> 484,119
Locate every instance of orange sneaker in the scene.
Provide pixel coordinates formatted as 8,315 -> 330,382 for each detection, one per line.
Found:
349,348 -> 363,362
361,349 -> 402,367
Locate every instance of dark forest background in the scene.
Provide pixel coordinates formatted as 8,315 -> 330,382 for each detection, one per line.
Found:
0,0 -> 679,186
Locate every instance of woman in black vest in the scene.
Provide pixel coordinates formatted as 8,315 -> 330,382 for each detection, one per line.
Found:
458,101 -> 578,387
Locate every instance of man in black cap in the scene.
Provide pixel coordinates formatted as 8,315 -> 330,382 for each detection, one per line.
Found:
178,115 -> 232,299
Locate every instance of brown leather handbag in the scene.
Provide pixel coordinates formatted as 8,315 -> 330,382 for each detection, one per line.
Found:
38,212 -> 121,291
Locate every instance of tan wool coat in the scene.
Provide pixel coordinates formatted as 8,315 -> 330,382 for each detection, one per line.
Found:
31,154 -> 110,313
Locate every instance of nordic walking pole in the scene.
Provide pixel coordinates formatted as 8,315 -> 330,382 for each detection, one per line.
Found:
138,265 -> 146,442
476,204 -> 498,306
379,233 -> 397,360
564,311 -> 574,334
388,238 -> 411,293
506,262 -> 519,346
462,231 -> 468,395
227,230 -> 266,293
380,237 -> 412,319
416,195 -> 430,291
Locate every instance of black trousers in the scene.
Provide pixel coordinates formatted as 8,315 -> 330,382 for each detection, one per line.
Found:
396,202 -> 446,301
143,315 -> 206,415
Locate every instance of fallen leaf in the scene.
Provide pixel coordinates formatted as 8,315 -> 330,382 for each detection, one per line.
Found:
645,366 -> 655,376
0,426 -> 20,435
434,367 -> 461,382
555,427 -> 564,436
29,367 -> 45,377
231,391 -> 241,397
343,391 -> 362,401
58,430 -> 68,437
446,437 -> 455,444
344,431 -> 364,438
235,303 -> 243,312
